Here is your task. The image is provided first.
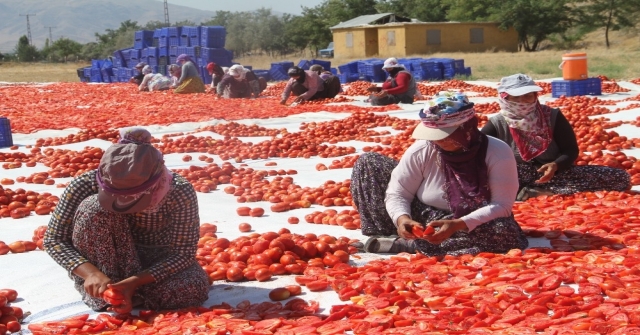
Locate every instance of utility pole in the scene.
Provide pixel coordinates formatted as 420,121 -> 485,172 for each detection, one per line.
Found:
45,26 -> 56,44
19,13 -> 36,45
163,0 -> 170,27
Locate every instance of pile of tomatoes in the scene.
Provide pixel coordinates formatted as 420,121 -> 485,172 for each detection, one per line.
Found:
0,289 -> 22,334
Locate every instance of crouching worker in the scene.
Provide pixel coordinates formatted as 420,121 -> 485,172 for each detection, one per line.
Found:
280,66 -> 326,105
217,64 -> 252,99
44,127 -> 209,313
310,64 -> 342,98
367,57 -> 417,106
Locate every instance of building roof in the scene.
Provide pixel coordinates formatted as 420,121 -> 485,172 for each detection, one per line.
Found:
330,13 -> 412,30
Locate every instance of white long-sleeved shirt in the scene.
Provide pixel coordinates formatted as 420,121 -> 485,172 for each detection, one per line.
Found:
385,136 -> 518,232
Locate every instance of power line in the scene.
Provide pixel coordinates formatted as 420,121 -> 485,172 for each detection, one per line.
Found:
19,13 -> 36,45
164,0 -> 170,27
44,26 -> 56,44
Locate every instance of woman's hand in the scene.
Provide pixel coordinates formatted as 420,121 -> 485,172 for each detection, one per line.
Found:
535,162 -> 558,183
396,215 -> 423,239
293,96 -> 304,103
83,271 -> 112,298
105,282 -> 136,314
375,90 -> 388,98
423,219 -> 468,245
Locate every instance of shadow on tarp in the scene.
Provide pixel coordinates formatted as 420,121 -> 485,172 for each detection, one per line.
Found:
205,282 -> 324,313
524,228 -> 629,253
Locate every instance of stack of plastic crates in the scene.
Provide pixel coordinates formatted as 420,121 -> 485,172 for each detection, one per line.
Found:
200,48 -> 232,67
338,61 -> 359,75
310,59 -> 331,71
253,70 -> 271,82
551,78 -> 602,98
200,26 -> 225,48
362,61 -> 385,82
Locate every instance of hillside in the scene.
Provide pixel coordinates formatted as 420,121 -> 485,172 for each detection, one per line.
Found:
0,0 -> 218,53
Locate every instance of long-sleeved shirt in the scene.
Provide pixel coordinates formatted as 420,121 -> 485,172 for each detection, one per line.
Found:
382,71 -> 412,95
281,70 -> 324,101
385,136 -> 518,232
481,108 -> 579,172
177,61 -> 199,85
43,170 -> 200,283
217,74 -> 251,98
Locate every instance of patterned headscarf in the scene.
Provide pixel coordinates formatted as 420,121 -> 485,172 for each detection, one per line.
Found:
176,54 -> 193,63
498,92 -> 553,161
119,127 -> 152,145
168,64 -> 181,77
420,92 -> 491,219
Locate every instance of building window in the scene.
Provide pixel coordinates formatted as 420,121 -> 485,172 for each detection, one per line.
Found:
470,28 -> 484,44
427,29 -> 441,45
387,31 -> 396,46
346,32 -> 353,48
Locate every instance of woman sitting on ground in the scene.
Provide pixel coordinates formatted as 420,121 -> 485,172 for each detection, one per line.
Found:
44,128 -> 209,313
173,54 -> 205,94
350,93 -> 528,256
481,73 -> 631,200
367,57 -> 418,106
138,65 -> 172,92
168,64 -> 181,87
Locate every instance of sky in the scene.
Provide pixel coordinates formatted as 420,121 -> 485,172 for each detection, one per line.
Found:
162,0 -> 325,15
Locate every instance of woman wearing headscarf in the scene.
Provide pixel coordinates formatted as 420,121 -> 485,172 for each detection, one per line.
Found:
138,65 -> 172,92
44,128 -> 209,314
168,64 -> 182,87
173,54 -> 205,94
129,62 -> 147,85
310,64 -> 342,98
367,57 -> 418,106
206,62 -> 225,93
216,64 -> 252,99
350,92 -> 528,255
481,73 -> 630,200
279,66 -> 326,105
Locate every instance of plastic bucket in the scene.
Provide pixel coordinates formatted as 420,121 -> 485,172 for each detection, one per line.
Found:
559,53 -> 588,80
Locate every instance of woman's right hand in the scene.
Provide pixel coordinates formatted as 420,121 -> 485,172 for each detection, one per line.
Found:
83,271 -> 112,298
396,215 -> 422,239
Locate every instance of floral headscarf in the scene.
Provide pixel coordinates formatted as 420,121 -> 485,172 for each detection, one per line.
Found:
498,92 -> 553,161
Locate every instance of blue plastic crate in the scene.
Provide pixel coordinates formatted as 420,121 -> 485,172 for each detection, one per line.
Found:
159,47 -> 168,57
253,70 -> 270,82
180,36 -> 190,47
200,26 -> 226,48
170,56 -> 177,64
135,30 -> 154,41
158,37 -> 169,48
165,27 -> 181,37
129,49 -> 141,61
330,68 -> 337,75
153,29 -> 163,38
185,47 -> 197,58
169,46 -> 179,57
190,37 -> 199,47
147,56 -> 158,66
464,67 -> 472,77
200,48 -> 229,62
206,56 -> 232,67
363,62 -> 384,77
91,59 -> 103,69
176,46 -> 188,56
146,47 -> 158,59
0,117 -> 14,148
269,68 -> 289,81
109,76 -> 117,82
101,68 -> 113,78
90,68 -> 102,76
271,61 -> 294,72
337,73 -> 360,83
169,37 -> 180,47
310,59 -> 331,71
443,68 -> 456,79
83,68 -> 92,77
297,60 -> 312,70
454,59 -> 465,70
158,56 -> 168,67
551,78 -> 602,98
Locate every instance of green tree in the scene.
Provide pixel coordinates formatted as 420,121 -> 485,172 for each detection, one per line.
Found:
375,0 -> 449,22
15,35 -> 40,62
48,38 -> 83,61
575,0 -> 640,48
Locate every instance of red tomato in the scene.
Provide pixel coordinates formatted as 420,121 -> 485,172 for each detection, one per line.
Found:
238,223 -> 252,232
306,280 -> 329,292
249,207 -> 265,217
254,268 -> 272,282
0,289 -> 16,302
102,288 -> 124,305
285,285 -> 302,296
423,225 -> 435,235
226,267 -> 244,282
236,206 -> 251,216
411,225 -> 424,237
268,288 -> 291,301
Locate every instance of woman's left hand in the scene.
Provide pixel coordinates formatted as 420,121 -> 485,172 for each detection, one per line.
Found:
423,219 -> 468,245
105,281 -> 137,314
535,162 -> 558,183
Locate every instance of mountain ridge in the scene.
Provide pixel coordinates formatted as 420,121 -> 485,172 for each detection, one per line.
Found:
0,0 -> 219,53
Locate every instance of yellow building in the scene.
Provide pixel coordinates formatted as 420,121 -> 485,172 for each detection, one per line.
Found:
330,13 -> 519,58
